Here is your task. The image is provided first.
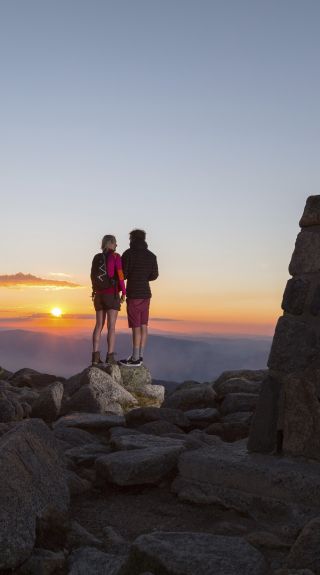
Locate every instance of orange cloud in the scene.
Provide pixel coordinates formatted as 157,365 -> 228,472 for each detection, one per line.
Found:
0,273 -> 81,289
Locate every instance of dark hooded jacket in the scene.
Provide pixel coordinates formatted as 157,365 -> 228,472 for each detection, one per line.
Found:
122,239 -> 158,299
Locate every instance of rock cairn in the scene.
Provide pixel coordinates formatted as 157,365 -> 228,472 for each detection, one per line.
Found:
248,195 -> 320,458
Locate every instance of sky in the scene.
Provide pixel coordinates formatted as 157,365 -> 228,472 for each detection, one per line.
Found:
0,0 -> 319,337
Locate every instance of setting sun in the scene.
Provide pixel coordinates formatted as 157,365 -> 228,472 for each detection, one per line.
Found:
51,307 -> 63,318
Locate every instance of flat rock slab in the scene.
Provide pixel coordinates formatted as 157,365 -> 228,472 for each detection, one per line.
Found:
96,445 -> 185,485
126,407 -> 190,428
0,419 -> 69,570
110,432 -> 186,452
120,532 -> 268,575
54,412 -> 125,430
173,439 -> 320,525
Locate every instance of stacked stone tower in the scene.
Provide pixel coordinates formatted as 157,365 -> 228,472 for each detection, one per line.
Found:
248,195 -> 320,460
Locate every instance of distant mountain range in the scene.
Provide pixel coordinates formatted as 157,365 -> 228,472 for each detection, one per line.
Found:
0,329 -> 271,382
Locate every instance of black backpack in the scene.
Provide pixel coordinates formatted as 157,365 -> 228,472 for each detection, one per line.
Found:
91,252 -> 117,293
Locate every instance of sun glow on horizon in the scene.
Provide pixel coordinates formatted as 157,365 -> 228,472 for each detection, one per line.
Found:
50,307 -> 63,318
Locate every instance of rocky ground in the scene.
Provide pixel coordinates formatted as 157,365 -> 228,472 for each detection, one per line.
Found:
0,363 -> 317,574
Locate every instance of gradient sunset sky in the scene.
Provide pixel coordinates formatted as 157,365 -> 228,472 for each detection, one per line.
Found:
1,0 -> 319,336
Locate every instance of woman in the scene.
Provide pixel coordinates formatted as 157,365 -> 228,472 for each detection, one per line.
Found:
91,235 -> 126,366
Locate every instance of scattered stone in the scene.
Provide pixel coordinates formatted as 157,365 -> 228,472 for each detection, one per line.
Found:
96,444 -> 185,485
138,420 -> 185,435
126,406 -> 190,428
54,412 -> 125,431
219,392 -> 259,415
53,425 -> 100,447
120,532 -> 268,575
214,377 -> 262,398
31,381 -> 64,423
162,384 -> 217,411
184,408 -> 220,428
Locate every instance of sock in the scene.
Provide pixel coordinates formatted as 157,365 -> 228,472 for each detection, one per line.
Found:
139,346 -> 144,359
132,347 -> 140,361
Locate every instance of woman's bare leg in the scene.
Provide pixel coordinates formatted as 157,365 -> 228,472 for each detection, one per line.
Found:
107,309 -> 118,353
92,310 -> 106,352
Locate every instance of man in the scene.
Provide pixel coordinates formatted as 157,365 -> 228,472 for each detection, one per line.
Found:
119,229 -> 158,366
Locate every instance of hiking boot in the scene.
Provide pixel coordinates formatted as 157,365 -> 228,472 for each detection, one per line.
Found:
91,351 -> 104,366
106,352 -> 117,365
119,356 -> 142,367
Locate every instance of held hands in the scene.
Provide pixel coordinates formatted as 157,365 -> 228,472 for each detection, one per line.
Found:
120,294 -> 126,304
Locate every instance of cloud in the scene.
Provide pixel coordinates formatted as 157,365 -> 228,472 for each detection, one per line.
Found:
49,272 -> 73,278
0,273 -> 81,289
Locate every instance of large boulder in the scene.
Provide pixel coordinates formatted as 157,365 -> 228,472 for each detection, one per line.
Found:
119,365 -> 164,407
62,368 -> 137,415
219,392 -> 259,415
173,438 -> 320,526
0,419 -> 69,570
31,381 -> 64,423
11,368 -> 64,389
214,377 -> 262,398
96,444 -> 185,486
54,412 -> 125,431
120,532 -> 268,575
213,369 -> 267,388
162,384 -> 217,412
126,407 -> 190,429
184,408 -> 220,429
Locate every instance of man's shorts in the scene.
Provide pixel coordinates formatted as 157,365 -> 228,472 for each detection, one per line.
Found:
94,293 -> 121,312
127,298 -> 150,328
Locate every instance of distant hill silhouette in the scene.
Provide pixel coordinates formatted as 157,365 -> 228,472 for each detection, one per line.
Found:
0,329 -> 271,382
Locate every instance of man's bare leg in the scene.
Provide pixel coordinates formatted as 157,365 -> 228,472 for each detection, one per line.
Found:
140,324 -> 148,360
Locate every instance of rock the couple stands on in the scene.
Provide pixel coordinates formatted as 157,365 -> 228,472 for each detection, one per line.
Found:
91,229 -> 158,368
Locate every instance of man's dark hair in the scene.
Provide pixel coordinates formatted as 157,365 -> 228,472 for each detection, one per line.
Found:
130,229 -> 146,241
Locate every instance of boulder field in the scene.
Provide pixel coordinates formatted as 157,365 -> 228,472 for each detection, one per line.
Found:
0,362 -> 319,574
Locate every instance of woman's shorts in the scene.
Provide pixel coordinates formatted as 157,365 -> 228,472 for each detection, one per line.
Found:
94,293 -> 121,311
127,298 -> 150,328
